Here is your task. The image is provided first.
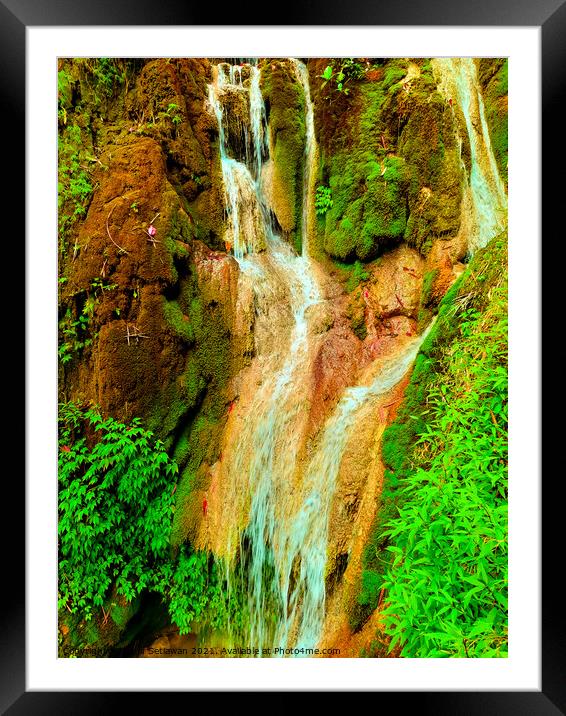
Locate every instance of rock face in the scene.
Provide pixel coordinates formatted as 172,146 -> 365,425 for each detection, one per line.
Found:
58,59 -> 250,548
309,59 -> 465,263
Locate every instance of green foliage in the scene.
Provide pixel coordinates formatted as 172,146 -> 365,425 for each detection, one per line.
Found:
58,123 -> 93,255
353,236 -> 508,657
161,102 -> 183,135
156,547 -> 227,634
58,280 -> 116,364
314,185 -> 333,216
58,403 -> 178,619
58,403 -> 223,637
382,66 -> 407,90
58,306 -> 93,365
320,58 -> 366,96
381,284 -> 508,657
58,68 -> 72,124
79,57 -> 127,101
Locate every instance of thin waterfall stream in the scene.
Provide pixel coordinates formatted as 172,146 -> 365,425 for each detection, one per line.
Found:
432,58 -> 507,254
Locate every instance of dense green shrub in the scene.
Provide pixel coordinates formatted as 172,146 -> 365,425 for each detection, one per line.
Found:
58,403 -> 223,636
351,236 -> 508,657
58,403 -> 179,619
381,283 -> 508,657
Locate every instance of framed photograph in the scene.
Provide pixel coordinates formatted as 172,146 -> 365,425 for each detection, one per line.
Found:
13,0 -> 556,709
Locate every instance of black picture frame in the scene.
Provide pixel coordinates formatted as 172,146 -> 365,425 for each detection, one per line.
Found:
12,0 -> 556,710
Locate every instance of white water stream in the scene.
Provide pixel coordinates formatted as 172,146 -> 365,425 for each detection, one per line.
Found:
433,58 -> 507,254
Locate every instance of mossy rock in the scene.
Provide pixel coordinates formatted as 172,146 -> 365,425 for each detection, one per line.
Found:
478,59 -> 508,181
261,60 -> 306,247
313,58 -> 464,265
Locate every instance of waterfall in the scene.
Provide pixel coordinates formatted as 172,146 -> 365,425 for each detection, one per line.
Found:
207,58 -> 322,653
432,58 -> 507,255
274,321 -> 435,652
206,58 -> 437,656
291,59 -> 318,257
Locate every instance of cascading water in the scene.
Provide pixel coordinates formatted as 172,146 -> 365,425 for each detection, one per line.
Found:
291,59 -> 318,255
207,58 -> 323,652
432,58 -> 507,254
206,58 -> 440,656
273,322 -> 435,652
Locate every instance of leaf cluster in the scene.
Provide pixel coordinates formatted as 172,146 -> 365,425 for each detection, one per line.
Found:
378,274 -> 508,657
314,185 -> 333,216
58,403 -> 225,638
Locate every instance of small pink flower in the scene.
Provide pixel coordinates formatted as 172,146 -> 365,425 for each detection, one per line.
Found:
147,225 -> 157,237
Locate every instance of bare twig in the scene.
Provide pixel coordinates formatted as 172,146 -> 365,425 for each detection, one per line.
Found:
86,154 -> 105,168
149,211 -> 161,225
125,323 -> 149,344
106,205 -> 129,255
100,259 -> 107,277
135,227 -> 160,245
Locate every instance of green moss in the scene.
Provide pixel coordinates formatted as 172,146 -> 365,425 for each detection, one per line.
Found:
170,467 -> 197,547
322,150 -> 408,262
169,412 -> 225,547
162,299 -> 195,343
382,66 -> 407,90
420,268 -> 439,307
316,58 -> 463,264
481,59 -> 508,180
345,260 -> 370,293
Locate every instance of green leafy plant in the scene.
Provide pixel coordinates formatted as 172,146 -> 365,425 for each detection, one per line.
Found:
315,185 -> 333,216
320,59 -> 366,96
58,404 -> 179,619
90,277 -> 117,295
350,237 -> 508,657
79,58 -> 127,102
163,102 -> 182,131
58,280 -> 116,365
58,403 -> 227,636
379,286 -> 508,657
58,124 -> 93,256
58,307 -> 92,364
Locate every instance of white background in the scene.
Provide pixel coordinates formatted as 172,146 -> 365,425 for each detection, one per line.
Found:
27,26 -> 541,691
